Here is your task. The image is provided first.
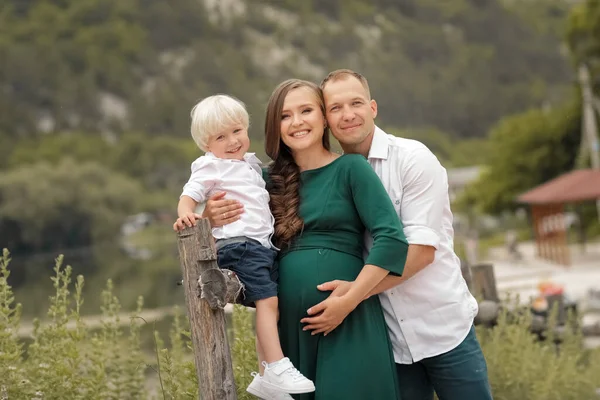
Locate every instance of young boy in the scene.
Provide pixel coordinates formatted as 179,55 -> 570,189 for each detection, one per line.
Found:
173,95 -> 315,399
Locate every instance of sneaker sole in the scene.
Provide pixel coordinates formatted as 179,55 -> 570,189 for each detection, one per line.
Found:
260,380 -> 315,394
247,386 -> 267,398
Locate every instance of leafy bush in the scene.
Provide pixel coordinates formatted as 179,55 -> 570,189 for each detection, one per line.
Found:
231,304 -> 258,400
1,248 -> 599,399
0,249 -> 258,399
0,248 -> 146,399
478,303 -> 600,400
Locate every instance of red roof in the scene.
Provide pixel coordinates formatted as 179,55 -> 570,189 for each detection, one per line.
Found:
517,169 -> 600,204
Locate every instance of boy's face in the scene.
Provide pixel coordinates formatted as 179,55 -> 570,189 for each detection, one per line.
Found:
322,76 -> 377,152
206,123 -> 250,160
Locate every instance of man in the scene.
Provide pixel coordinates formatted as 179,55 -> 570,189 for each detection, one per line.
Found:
203,69 -> 492,400
303,69 -> 492,400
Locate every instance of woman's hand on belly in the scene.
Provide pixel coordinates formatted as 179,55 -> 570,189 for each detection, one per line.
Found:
317,279 -> 353,298
300,294 -> 359,336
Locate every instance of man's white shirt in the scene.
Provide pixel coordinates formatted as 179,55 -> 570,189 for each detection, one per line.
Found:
181,152 -> 275,248
366,126 -> 479,364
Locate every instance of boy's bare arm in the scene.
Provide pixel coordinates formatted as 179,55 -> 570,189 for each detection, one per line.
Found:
173,196 -> 201,231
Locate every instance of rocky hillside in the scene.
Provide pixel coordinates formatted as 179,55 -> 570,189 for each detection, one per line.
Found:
0,0 -> 573,140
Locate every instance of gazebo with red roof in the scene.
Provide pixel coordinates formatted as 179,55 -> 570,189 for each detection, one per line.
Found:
517,169 -> 600,266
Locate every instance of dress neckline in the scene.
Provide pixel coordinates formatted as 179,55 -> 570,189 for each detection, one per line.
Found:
300,154 -> 344,175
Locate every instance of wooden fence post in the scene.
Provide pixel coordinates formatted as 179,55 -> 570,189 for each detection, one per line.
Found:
470,263 -> 499,302
460,259 -> 473,291
468,263 -> 501,325
176,219 -> 242,400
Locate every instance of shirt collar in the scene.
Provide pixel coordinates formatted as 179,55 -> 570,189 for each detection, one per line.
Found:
244,152 -> 262,164
367,126 -> 389,160
205,152 -> 262,165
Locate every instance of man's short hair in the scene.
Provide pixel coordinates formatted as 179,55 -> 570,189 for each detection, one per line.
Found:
320,69 -> 371,99
190,94 -> 249,152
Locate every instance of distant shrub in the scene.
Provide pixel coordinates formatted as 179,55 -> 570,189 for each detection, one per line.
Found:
1,248 -> 599,399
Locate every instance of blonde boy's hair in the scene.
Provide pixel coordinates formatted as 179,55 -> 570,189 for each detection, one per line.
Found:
190,94 -> 250,151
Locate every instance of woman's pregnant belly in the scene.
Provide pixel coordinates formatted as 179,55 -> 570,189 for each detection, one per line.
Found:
277,248 -> 364,317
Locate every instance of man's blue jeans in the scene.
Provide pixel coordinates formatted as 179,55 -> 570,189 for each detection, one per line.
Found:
395,326 -> 493,400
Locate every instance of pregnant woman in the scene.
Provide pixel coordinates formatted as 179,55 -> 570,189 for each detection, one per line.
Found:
263,79 -> 409,400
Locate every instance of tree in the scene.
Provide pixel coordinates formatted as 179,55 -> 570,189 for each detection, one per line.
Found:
6,133 -> 112,168
566,0 -> 600,67
0,0 -> 574,140
0,0 -> 149,136
110,132 -> 199,192
458,100 -> 581,214
0,158 -> 144,253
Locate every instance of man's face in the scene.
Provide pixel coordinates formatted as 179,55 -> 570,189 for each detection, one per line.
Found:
322,76 -> 377,151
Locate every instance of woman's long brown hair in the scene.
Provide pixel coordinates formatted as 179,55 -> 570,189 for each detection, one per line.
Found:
264,79 -> 330,249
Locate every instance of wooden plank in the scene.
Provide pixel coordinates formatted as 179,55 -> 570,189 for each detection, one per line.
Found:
531,206 -> 542,258
176,219 -> 238,400
460,259 -> 473,291
470,263 -> 499,302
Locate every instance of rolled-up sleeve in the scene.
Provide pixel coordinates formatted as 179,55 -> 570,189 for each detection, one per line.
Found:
400,149 -> 447,249
348,155 -> 408,276
181,157 -> 219,203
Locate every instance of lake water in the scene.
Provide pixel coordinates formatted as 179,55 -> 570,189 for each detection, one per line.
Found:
8,234 -> 184,318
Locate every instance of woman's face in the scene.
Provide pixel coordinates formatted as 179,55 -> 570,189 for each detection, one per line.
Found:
280,87 -> 326,154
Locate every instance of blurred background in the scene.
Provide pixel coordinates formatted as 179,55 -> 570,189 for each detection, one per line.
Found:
0,0 -> 599,325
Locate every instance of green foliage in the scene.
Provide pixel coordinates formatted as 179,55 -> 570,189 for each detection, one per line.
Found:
0,0 -> 573,140
232,305 -> 258,400
110,133 -> 199,192
1,249 -> 600,398
0,249 -> 24,394
566,0 -> 600,65
501,0 -> 571,36
387,126 -> 491,167
0,0 -> 150,136
479,301 -> 600,400
0,158 -> 144,251
566,0 -> 600,118
5,132 -> 200,190
7,133 -> 113,168
0,250 -> 147,399
457,100 -> 581,214
154,307 -> 198,399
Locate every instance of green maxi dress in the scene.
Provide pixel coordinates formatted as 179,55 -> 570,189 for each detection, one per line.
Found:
276,154 -> 409,400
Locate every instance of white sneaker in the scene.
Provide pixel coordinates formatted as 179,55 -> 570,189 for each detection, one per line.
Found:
261,357 -> 315,394
247,372 -> 295,399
